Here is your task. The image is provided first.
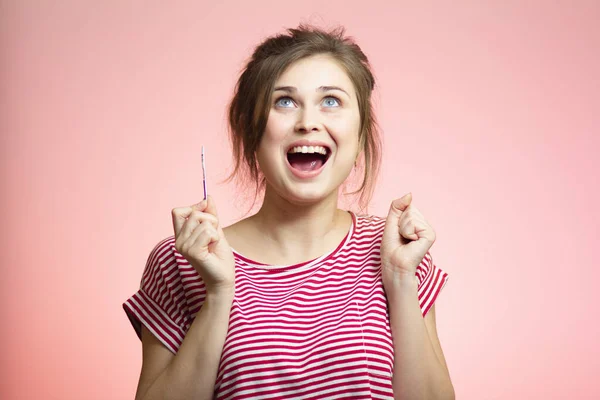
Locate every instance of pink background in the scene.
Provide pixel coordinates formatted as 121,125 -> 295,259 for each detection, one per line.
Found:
1,1 -> 598,399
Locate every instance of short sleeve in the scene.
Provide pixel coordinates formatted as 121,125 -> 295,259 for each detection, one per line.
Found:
123,237 -> 191,354
416,251 -> 449,317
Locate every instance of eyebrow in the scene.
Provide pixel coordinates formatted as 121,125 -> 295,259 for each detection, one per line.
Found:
273,85 -> 350,97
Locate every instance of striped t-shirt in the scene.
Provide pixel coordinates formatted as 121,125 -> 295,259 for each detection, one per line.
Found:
123,212 -> 449,399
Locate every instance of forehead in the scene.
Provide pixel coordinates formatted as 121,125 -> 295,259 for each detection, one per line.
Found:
275,54 -> 354,92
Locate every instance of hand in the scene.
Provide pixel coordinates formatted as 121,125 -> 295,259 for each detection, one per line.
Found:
380,193 -> 436,284
171,195 -> 235,296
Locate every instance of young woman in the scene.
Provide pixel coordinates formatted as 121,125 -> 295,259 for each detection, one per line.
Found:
124,25 -> 454,400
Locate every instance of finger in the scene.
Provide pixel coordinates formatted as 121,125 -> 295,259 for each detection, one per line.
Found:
406,203 -> 426,222
383,193 -> 412,244
193,223 -> 219,248
401,217 -> 435,243
388,193 -> 413,228
180,220 -> 211,254
191,198 -> 210,213
392,193 -> 412,214
383,203 -> 401,244
177,209 -> 218,249
189,209 -> 219,229
203,195 -> 219,221
172,198 -> 210,236
172,201 -> 203,236
397,205 -> 424,229
204,195 -> 227,236
189,224 -> 220,257
399,218 -> 420,241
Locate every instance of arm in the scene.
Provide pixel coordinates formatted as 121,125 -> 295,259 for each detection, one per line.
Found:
135,290 -> 233,400
388,276 -> 454,400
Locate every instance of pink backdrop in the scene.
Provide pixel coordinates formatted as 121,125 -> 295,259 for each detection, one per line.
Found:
1,1 -> 599,399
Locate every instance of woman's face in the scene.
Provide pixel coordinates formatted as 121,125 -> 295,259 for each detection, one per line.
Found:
256,54 -> 361,206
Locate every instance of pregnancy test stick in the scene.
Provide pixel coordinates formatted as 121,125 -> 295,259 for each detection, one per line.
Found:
202,146 -> 208,200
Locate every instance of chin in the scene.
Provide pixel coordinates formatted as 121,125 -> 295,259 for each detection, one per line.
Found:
279,180 -> 342,206
261,158 -> 354,206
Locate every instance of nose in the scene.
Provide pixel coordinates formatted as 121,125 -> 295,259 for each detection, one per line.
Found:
294,108 -> 322,133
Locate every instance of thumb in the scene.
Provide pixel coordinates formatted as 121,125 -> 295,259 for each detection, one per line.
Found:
203,195 -> 219,219
203,195 -> 225,236
382,193 -> 413,243
190,195 -> 218,217
391,192 -> 412,212
189,195 -> 223,236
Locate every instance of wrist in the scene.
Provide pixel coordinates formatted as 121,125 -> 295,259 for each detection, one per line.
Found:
205,286 -> 235,304
382,265 -> 418,295
382,263 -> 418,283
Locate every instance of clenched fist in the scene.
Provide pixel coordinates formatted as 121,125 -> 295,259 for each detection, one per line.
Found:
171,195 -> 235,296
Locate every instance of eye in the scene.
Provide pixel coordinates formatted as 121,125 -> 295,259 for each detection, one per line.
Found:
322,96 -> 341,107
275,96 -> 295,108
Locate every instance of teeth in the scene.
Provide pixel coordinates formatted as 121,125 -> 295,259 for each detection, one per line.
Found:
288,145 -> 328,155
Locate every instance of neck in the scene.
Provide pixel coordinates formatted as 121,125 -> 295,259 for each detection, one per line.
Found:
251,186 -> 349,254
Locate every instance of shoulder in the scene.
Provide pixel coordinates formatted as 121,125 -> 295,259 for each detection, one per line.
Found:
348,213 -> 387,247
354,213 -> 386,225
141,235 -> 197,288
143,235 -> 176,274
150,235 -> 176,255
146,235 -> 177,266
352,212 -> 386,235
141,235 -> 205,314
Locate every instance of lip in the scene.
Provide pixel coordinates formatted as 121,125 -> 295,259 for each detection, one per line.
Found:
285,139 -> 332,180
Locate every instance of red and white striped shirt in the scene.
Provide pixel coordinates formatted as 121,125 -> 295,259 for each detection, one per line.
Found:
123,212 -> 449,399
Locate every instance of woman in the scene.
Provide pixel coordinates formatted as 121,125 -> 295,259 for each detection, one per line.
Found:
123,24 -> 455,400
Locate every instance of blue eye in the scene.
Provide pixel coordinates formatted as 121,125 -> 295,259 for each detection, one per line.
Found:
323,97 -> 340,107
275,97 -> 295,108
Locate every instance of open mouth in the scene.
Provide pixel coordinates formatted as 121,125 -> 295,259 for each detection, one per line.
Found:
286,145 -> 331,172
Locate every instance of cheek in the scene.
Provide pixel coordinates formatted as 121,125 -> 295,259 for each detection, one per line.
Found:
327,114 -> 361,148
256,116 -> 287,168
265,112 -> 295,138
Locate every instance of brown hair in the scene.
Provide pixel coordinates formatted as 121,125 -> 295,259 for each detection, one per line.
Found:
226,24 -> 382,212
